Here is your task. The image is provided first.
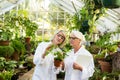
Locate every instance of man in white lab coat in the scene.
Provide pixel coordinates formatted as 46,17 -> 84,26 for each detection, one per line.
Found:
63,30 -> 95,80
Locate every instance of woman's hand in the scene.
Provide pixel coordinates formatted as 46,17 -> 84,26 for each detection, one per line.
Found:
60,61 -> 64,70
42,43 -> 54,58
73,62 -> 83,71
46,43 -> 54,51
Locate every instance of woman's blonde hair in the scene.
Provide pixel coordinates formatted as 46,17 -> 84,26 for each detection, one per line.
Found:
51,30 -> 66,48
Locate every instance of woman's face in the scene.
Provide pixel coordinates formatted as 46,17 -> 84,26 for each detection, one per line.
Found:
53,31 -> 65,45
69,33 -> 80,48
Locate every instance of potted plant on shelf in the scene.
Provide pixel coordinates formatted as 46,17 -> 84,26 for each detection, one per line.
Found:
93,32 -> 115,72
0,20 -> 13,46
22,17 -> 38,42
11,39 -> 25,61
0,57 -> 17,80
0,46 -> 14,60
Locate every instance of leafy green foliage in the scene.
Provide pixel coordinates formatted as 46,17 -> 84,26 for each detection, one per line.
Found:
89,67 -> 120,80
21,17 -> 38,37
0,57 -> 17,80
95,32 -> 111,48
54,51 -> 64,61
0,57 -> 17,71
46,45 -> 68,61
0,10 -> 38,41
0,46 -> 14,58
0,19 -> 13,41
0,71 -> 14,80
11,39 -> 25,55
54,43 -> 72,61
94,49 -> 107,59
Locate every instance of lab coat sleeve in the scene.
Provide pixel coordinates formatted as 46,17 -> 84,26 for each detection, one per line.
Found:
33,42 -> 46,65
64,56 -> 74,80
81,57 -> 95,79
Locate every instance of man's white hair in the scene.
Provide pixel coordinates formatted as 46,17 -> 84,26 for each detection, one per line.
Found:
71,30 -> 86,45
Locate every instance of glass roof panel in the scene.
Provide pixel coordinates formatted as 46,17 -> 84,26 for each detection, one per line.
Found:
51,0 -> 120,33
0,0 -> 120,34
51,0 -> 84,15
0,0 -> 24,15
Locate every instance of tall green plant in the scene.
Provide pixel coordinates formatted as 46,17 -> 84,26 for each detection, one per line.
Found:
1,10 -> 38,40
22,17 -> 38,38
0,18 -> 13,41
0,71 -> 14,80
67,0 -> 106,40
11,39 -> 25,55
0,46 -> 14,58
95,32 -> 111,48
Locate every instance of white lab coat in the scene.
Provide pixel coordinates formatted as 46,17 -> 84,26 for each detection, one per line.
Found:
32,42 -> 58,80
64,46 -> 95,80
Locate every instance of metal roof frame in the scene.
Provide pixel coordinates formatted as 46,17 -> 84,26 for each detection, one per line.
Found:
0,0 -> 24,15
51,0 -> 120,33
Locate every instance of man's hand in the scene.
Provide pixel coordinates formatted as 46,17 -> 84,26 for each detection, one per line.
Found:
73,62 -> 83,71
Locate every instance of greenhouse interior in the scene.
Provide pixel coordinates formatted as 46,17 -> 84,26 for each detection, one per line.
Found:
0,0 -> 120,80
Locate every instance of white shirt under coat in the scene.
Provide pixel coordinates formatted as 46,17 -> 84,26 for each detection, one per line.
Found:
32,42 -> 58,80
64,46 -> 95,80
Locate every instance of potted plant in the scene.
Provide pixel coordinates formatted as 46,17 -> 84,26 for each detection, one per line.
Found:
67,0 -> 106,39
45,45 -> 68,67
53,51 -> 64,67
11,39 -> 25,61
0,70 -> 14,80
0,10 -> 38,43
0,46 -> 14,60
0,57 -> 17,80
94,45 -> 116,73
22,17 -> 38,41
0,20 -> 13,46
54,44 -> 71,67
0,57 -> 6,71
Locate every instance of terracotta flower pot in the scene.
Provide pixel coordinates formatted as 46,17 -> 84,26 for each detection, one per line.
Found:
0,40 -> 9,46
98,60 -> 112,73
25,37 -> 31,43
54,60 -> 62,67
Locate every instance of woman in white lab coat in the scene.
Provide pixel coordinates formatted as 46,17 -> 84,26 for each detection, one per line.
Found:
64,30 -> 95,80
32,30 -> 66,80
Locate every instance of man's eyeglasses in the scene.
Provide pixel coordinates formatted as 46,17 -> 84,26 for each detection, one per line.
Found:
69,37 -> 79,40
57,33 -> 65,40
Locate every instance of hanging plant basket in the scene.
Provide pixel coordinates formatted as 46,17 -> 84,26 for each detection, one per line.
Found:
80,20 -> 90,34
94,0 -> 103,9
101,0 -> 120,8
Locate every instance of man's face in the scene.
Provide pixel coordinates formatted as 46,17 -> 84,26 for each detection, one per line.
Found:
69,33 -> 80,47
